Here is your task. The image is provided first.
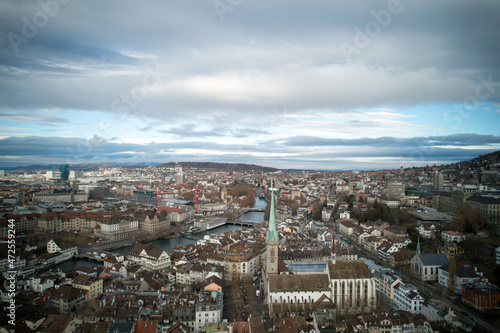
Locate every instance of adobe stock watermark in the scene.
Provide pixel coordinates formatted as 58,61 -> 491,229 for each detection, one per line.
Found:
407,74 -> 500,166
110,64 -> 168,115
65,64 -> 168,164
443,74 -> 499,129
7,0 -> 71,54
339,0 -> 404,63
213,0 -> 243,21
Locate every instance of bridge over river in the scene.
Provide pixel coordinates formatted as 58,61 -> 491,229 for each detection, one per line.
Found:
226,219 -> 262,227
241,207 -> 265,213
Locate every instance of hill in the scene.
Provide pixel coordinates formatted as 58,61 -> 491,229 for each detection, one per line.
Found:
455,150 -> 500,170
7,163 -> 122,173
166,162 -> 279,173
6,161 -> 279,174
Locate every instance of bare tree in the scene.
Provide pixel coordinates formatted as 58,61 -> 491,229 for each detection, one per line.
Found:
447,259 -> 457,295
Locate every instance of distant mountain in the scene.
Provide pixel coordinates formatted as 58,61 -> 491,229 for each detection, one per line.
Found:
166,161 -> 279,172
7,163 -> 122,173
115,162 -> 165,167
5,161 -> 279,173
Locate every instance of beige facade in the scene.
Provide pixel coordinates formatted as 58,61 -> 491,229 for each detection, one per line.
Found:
466,196 -> 500,226
138,213 -> 170,235
100,217 -> 139,240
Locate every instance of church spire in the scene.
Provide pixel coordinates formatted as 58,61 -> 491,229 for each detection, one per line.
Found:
266,187 -> 279,244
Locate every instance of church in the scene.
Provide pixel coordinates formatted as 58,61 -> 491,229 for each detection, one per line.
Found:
262,189 -> 377,315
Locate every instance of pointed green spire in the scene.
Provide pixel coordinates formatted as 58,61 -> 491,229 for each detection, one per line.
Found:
266,189 -> 279,244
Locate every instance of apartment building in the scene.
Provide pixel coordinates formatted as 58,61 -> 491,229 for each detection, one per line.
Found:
441,231 -> 466,243
47,238 -> 78,260
128,243 -> 171,271
393,283 -> 424,314
100,216 -> 139,240
438,264 -> 485,295
71,274 -> 103,300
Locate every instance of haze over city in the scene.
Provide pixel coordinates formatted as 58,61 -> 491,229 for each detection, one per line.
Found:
1,0 -> 500,170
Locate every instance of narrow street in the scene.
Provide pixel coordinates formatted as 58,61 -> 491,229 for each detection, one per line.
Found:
350,243 -> 500,332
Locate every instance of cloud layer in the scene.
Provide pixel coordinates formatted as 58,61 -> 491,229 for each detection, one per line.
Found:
0,0 -> 499,169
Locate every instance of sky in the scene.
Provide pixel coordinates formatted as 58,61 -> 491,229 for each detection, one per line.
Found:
1,0 -> 500,170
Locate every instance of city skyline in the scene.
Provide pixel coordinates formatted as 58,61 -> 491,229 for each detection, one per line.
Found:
1,0 -> 500,170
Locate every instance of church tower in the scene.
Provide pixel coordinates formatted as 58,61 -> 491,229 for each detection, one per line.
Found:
266,187 -> 279,275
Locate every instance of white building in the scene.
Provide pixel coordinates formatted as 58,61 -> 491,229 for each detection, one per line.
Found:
410,253 -> 450,282
100,218 -> 139,240
329,261 -> 376,314
339,211 -> 350,220
378,241 -> 399,261
128,243 -> 171,271
393,283 -> 424,314
417,222 -> 439,239
195,291 -> 223,333
267,274 -> 331,305
438,264 -> 486,295
29,276 -> 54,293
441,231 -> 466,243
47,238 -> 78,260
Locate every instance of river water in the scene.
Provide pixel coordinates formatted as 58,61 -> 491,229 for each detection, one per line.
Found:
53,197 -> 266,272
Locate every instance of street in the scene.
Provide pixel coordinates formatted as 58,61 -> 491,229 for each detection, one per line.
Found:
350,242 -> 500,332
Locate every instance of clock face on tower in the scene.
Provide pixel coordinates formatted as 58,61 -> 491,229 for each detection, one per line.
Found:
270,259 -> 275,263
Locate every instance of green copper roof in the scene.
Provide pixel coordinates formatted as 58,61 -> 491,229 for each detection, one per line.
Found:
266,190 -> 279,244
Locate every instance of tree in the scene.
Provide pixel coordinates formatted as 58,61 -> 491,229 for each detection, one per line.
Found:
447,259 -> 457,294
453,207 -> 482,233
460,238 -> 482,262
182,191 -> 195,200
240,194 -> 255,208
313,203 -> 323,221
407,231 -> 419,251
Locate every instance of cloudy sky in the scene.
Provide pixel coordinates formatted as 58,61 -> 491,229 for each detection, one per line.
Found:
1,0 -> 499,170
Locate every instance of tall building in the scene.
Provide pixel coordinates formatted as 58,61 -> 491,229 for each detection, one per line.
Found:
175,170 -> 185,184
387,183 -> 405,199
266,189 -> 279,275
60,164 -> 69,181
433,171 -> 444,189
262,181 -> 376,315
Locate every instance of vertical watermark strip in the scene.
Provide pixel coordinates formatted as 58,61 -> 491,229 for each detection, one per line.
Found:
6,219 -> 16,326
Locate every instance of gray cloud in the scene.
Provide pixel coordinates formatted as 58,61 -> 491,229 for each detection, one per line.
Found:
1,0 -> 499,121
278,134 -> 500,147
0,134 -> 497,169
1,0 -> 499,169
0,112 -> 68,123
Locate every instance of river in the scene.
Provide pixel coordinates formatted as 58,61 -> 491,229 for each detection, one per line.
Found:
53,197 -> 266,272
